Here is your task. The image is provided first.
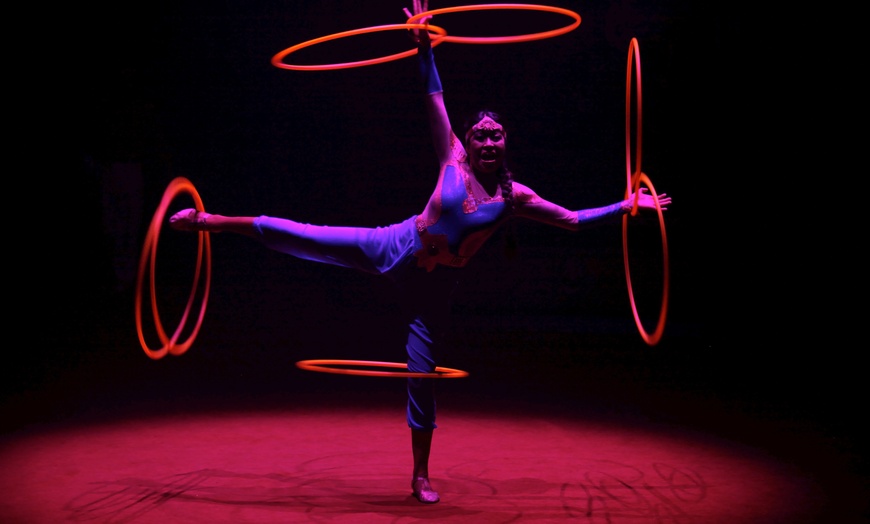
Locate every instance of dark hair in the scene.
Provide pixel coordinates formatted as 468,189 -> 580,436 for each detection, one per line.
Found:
462,110 -> 515,213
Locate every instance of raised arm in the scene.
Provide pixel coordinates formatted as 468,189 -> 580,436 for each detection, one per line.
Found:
405,0 -> 453,164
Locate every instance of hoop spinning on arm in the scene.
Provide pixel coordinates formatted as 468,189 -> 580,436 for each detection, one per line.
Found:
622,37 -> 670,347
135,177 -> 212,359
272,4 -> 581,71
272,23 -> 448,71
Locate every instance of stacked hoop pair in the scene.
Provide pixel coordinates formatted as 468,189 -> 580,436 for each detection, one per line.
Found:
271,4 -> 582,71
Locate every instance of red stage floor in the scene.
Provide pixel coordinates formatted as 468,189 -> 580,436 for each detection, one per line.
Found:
1,385 -> 865,523
4,286 -> 868,523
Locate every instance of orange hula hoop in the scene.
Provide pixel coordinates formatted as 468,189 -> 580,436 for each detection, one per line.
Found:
622,38 -> 669,347
135,177 -> 212,359
407,4 -> 581,44
296,359 -> 469,378
273,5 -> 581,71
625,38 -> 643,215
272,23 -> 448,71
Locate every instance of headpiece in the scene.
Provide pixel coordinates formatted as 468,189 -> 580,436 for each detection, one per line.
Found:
465,116 -> 506,142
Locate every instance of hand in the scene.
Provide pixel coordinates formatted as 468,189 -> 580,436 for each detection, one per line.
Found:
629,187 -> 671,211
403,0 -> 430,44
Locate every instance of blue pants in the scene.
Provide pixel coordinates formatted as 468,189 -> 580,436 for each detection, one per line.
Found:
254,215 -> 459,430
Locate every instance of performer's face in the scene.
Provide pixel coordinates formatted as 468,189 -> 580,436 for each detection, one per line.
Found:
466,124 -> 505,175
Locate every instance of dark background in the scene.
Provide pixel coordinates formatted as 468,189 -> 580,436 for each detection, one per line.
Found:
13,0 -> 863,482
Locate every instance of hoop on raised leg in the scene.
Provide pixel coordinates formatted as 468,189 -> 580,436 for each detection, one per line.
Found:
135,177 -> 212,359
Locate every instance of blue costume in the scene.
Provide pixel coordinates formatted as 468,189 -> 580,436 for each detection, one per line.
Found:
250,41 -> 626,432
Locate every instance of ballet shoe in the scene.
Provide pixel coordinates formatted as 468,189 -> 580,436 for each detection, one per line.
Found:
169,208 -> 209,231
412,478 -> 440,504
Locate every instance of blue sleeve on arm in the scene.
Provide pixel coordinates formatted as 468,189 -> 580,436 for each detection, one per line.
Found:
417,42 -> 443,95
575,202 -> 628,228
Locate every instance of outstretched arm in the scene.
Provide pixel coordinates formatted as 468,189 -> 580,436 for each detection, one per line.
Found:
576,186 -> 670,225
514,185 -> 671,231
405,0 -> 453,164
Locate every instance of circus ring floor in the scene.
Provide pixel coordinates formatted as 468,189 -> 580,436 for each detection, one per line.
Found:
2,371 -> 866,523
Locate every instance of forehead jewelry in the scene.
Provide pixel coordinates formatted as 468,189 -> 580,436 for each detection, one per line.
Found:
465,116 -> 505,141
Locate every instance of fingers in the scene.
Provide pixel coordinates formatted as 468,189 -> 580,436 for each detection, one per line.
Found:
637,188 -> 671,202
632,188 -> 672,211
416,0 -> 428,17
405,0 -> 431,34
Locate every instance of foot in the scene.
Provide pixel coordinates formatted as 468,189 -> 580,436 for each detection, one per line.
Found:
169,208 -> 211,231
412,477 -> 440,504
